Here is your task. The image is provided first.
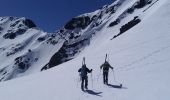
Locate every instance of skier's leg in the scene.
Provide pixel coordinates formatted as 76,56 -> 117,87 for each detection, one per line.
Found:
103,73 -> 105,84
106,72 -> 108,85
81,77 -> 85,91
85,76 -> 88,89
103,72 -> 107,84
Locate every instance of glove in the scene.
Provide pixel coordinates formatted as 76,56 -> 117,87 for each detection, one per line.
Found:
91,69 -> 93,72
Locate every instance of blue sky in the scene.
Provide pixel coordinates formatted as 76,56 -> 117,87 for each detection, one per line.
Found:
0,0 -> 113,32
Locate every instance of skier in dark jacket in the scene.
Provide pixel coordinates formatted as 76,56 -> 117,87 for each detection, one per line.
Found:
78,64 -> 92,91
100,61 -> 113,85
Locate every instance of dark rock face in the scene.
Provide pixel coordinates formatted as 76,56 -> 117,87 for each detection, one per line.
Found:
120,16 -> 141,33
111,16 -> 141,40
64,16 -> 91,30
134,0 -> 145,8
14,56 -> 30,71
109,19 -> 120,27
109,0 -> 152,29
3,29 -> 26,39
10,20 -> 20,27
42,1 -> 129,71
6,44 -> 24,56
106,5 -> 115,14
2,18 -> 36,39
41,38 -> 89,70
47,16 -> 92,68
23,19 -> 36,28
3,32 -> 16,39
127,7 -> 135,14
37,36 -> 46,42
135,0 -> 152,8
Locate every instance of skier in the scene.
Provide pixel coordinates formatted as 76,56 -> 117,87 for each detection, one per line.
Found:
100,54 -> 113,85
78,57 -> 92,91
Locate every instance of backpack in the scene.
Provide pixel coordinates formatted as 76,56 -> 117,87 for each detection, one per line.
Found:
80,65 -> 87,77
103,63 -> 109,72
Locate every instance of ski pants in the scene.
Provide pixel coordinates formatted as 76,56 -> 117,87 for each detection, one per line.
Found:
103,71 -> 108,84
81,76 -> 88,90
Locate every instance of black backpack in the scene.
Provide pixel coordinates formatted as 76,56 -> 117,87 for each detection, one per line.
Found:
103,62 -> 109,71
80,65 -> 87,77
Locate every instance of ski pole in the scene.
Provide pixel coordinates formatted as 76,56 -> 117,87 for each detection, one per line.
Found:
91,72 -> 93,88
97,69 -> 102,82
77,73 -> 81,88
112,69 -> 116,81
112,69 -> 122,87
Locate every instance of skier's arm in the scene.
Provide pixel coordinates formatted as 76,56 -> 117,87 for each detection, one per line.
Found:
87,68 -> 92,73
109,63 -> 113,69
78,68 -> 81,72
90,69 -> 92,73
100,64 -> 104,69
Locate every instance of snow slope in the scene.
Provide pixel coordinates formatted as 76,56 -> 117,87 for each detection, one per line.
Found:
0,17 -> 67,81
0,0 -> 170,100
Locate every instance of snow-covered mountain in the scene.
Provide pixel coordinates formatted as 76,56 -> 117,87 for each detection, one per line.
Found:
0,0 -> 170,100
0,0 -> 147,81
0,17 -> 66,81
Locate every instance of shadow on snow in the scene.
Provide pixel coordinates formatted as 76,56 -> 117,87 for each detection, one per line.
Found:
107,84 -> 128,89
85,89 -> 103,97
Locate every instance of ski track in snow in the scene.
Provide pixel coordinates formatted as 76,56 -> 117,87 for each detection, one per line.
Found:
117,44 -> 170,71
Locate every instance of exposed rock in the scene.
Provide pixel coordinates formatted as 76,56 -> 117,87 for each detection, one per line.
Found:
120,16 -> 141,33
64,16 -> 91,30
42,38 -> 89,70
23,19 -> 36,28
